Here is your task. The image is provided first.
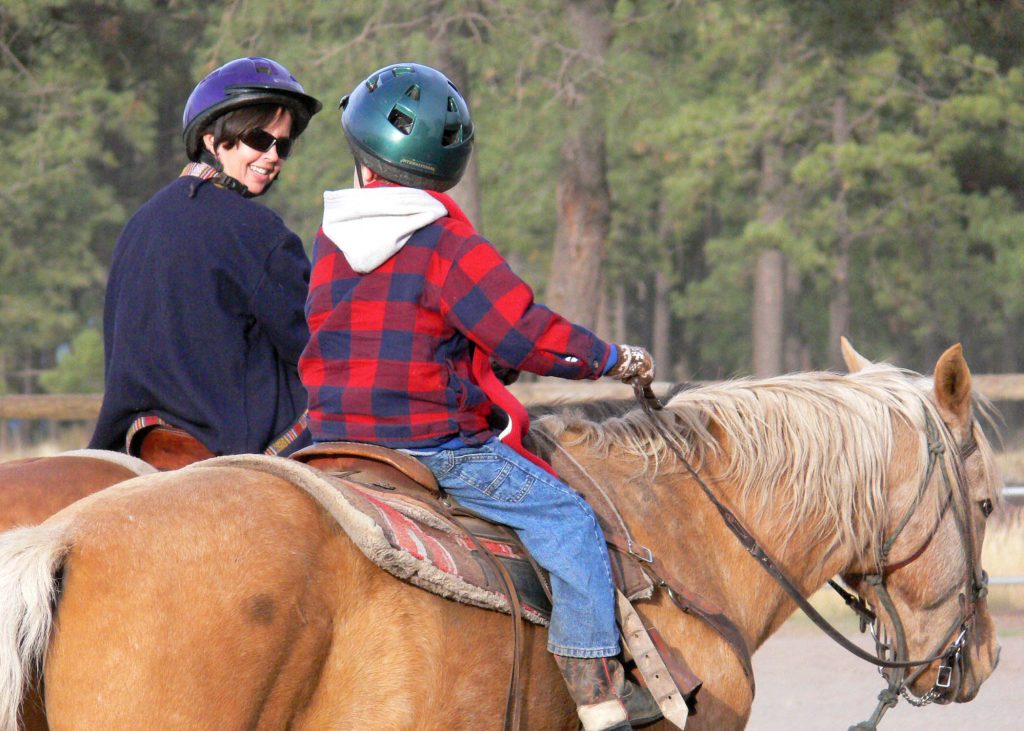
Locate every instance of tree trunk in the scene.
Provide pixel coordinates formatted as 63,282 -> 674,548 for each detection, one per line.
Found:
1001,311 -> 1020,371
827,92 -> 851,370
652,268 -> 672,377
612,282 -> 627,344
753,137 -> 786,377
753,250 -> 785,376
652,193 -> 678,377
432,21 -> 482,229
784,262 -> 808,371
546,0 -> 614,329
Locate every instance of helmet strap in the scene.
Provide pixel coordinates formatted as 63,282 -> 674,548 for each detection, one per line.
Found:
198,149 -> 255,198
354,158 -> 366,189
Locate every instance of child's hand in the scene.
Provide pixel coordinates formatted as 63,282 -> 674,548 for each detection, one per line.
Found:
607,345 -> 654,387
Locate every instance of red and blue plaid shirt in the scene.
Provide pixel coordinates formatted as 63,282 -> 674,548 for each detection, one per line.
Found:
300,189 -> 613,448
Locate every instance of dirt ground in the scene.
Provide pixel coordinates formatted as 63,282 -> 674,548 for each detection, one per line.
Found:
746,612 -> 1022,730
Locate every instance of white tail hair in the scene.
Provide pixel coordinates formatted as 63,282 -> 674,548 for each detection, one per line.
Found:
0,523 -> 70,731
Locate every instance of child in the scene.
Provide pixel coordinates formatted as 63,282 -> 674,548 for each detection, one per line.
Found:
300,63 -> 659,731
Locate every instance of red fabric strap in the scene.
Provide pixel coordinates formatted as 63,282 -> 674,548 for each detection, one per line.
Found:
470,347 -> 558,476
424,190 -> 557,477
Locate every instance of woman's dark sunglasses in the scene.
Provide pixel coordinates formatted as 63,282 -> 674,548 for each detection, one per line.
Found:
239,128 -> 294,159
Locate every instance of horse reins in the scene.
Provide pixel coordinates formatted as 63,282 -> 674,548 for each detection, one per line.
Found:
630,382 -> 988,729
843,415 -> 989,730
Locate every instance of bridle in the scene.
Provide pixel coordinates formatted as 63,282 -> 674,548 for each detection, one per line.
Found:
840,411 -> 990,730
631,383 -> 993,730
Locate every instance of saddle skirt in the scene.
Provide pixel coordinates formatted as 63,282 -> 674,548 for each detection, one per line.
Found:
188,450 -> 650,624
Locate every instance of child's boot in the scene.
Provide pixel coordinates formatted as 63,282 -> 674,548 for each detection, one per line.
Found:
554,655 -> 663,730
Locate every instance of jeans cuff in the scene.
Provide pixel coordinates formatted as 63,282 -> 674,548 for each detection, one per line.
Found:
547,642 -> 620,659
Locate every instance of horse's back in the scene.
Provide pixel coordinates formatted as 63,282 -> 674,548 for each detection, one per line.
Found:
0,456 -> 136,531
44,465 -> 339,730
39,462 -> 580,729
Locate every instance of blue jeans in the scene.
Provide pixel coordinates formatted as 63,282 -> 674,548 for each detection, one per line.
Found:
414,438 -> 619,658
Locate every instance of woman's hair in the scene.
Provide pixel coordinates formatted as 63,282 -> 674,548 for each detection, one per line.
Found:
203,104 -> 289,153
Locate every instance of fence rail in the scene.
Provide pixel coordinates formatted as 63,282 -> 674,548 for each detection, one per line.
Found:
3,373 -> 1024,419
0,393 -> 102,420
2,385 -> 1022,582
990,576 -> 1024,585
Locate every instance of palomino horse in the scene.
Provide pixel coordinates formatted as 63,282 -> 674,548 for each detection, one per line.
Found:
0,450 -> 153,531
0,343 -> 1002,730
0,449 -> 153,731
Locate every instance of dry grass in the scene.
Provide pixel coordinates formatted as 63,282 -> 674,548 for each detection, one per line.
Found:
792,507 -> 1024,634
0,424 -> 92,462
0,441 -> 66,461
996,449 -> 1024,485
983,507 -> 1024,615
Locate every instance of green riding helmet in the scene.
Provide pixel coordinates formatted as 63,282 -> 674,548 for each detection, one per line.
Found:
340,63 -> 474,192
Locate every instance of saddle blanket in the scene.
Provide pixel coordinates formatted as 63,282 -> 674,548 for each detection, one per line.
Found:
184,454 -> 574,623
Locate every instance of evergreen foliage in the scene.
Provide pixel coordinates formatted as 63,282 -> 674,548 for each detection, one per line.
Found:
2,0 -> 1023,391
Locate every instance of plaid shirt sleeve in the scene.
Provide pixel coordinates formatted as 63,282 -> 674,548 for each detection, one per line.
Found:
437,230 -> 612,380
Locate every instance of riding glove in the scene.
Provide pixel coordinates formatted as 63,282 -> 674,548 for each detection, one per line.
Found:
607,344 -> 655,387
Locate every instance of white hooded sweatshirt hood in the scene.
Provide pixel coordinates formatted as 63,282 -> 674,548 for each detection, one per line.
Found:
321,187 -> 448,273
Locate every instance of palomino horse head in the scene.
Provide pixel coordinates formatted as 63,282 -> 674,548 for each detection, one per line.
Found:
535,339 -> 1001,722
838,338 -> 1001,704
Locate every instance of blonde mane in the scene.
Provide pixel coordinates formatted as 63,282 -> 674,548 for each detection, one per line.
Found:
535,363 -> 999,562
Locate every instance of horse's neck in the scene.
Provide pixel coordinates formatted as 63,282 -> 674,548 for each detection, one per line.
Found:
573,443 -> 852,652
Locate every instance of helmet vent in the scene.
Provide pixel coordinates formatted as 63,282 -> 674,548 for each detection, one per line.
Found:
388,108 -> 414,135
447,96 -> 458,113
392,66 -> 414,76
405,85 -> 421,101
442,123 -> 462,147
255,64 -> 273,75
366,75 -> 381,92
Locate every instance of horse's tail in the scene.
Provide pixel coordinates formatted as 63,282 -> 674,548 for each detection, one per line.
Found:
0,522 -> 71,731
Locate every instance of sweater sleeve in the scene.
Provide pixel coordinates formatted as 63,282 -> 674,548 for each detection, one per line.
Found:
439,234 -> 612,380
251,231 -> 311,365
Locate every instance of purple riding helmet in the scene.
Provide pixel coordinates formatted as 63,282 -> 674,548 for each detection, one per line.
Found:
182,57 -> 322,162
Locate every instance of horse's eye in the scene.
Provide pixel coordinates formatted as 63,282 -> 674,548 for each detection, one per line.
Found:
978,498 -> 993,518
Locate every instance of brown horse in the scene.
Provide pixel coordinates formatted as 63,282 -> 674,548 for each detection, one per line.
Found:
0,449 -> 153,731
0,343 -> 1003,731
0,450 -> 153,532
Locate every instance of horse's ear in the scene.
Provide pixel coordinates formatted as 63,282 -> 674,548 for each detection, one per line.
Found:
933,343 -> 972,423
840,336 -> 872,373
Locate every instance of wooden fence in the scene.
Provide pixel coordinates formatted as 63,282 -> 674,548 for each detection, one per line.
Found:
2,380 -> 1021,583
3,373 -> 1024,421
0,393 -> 103,420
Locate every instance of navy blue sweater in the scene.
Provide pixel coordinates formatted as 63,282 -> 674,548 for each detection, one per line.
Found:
89,175 -> 311,455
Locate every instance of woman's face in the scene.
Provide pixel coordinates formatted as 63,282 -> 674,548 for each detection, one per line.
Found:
204,108 -> 293,196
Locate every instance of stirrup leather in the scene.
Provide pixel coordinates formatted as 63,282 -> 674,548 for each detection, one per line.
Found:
616,590 -> 694,728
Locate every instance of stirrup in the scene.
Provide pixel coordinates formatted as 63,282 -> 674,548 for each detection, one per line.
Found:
577,699 -> 630,731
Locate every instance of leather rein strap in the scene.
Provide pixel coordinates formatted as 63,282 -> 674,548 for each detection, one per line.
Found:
439,502 -> 525,731
537,435 -> 755,684
630,383 -> 977,672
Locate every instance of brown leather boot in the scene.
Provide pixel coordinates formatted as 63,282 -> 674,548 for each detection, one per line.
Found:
554,655 -> 663,731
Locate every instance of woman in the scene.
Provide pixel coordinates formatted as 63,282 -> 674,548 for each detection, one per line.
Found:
89,57 -> 322,465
